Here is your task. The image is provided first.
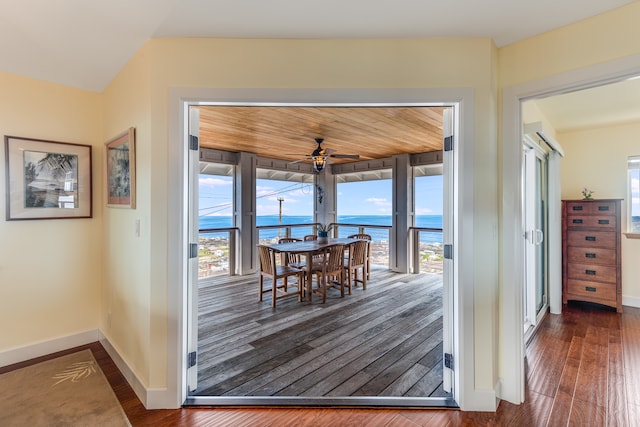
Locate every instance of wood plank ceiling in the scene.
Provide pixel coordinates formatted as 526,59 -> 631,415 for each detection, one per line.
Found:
196,106 -> 445,166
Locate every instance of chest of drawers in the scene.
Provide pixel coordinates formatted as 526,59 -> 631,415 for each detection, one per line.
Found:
562,199 -> 622,312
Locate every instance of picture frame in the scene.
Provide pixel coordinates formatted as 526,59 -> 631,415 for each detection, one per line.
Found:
105,127 -> 136,208
4,135 -> 93,220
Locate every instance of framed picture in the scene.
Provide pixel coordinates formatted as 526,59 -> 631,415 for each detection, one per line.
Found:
4,135 -> 93,220
105,127 -> 136,208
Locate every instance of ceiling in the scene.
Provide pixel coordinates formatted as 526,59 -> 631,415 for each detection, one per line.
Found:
197,106 -> 445,164
0,0 -> 634,93
530,77 -> 640,132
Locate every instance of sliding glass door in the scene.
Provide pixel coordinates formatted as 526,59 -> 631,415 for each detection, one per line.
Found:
523,143 -> 548,336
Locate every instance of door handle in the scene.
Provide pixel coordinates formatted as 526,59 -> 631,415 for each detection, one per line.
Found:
535,229 -> 544,245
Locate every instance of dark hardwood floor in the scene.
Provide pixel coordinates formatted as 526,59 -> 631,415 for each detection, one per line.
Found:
4,301 -> 640,425
194,268 -> 448,398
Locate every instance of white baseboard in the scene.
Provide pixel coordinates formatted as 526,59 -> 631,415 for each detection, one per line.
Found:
0,329 -> 177,409
0,329 -> 100,368
98,331 -> 149,406
460,388 -> 499,412
98,331 -> 176,409
623,295 -> 640,308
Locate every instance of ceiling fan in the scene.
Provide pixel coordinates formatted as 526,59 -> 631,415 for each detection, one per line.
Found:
292,138 -> 360,172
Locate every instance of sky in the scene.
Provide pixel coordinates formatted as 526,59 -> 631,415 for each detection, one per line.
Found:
199,173 -> 443,217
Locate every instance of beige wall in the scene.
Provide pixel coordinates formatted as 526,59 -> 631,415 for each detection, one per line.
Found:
135,37 -> 500,397
499,2 -> 640,88
558,121 -> 640,303
101,46 -> 157,386
0,72 -> 103,351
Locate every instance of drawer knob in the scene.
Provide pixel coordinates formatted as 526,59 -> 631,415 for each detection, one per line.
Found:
585,286 -> 597,292
585,236 -> 596,241
586,269 -> 597,275
585,253 -> 596,258
598,219 -> 609,225
573,219 -> 583,224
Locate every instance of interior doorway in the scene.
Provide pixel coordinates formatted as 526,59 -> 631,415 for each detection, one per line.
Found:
184,102 -> 458,407
501,57 -> 640,405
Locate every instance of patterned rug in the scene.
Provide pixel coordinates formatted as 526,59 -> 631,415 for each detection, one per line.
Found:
0,349 -> 130,426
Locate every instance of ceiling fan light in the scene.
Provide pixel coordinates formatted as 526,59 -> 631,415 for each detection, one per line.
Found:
312,155 -> 326,172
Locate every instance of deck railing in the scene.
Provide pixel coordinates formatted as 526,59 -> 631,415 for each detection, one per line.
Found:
198,223 -> 443,278
198,227 -> 238,277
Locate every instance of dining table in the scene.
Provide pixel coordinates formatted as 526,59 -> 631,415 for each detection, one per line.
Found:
263,237 -> 361,302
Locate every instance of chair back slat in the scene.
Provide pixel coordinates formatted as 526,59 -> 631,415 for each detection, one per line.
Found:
258,245 -> 275,274
348,233 -> 372,241
324,244 -> 345,274
349,240 -> 368,266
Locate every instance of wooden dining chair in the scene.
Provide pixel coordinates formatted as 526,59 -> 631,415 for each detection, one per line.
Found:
348,233 -> 372,280
311,244 -> 346,303
344,239 -> 368,293
277,237 -> 304,269
258,245 -> 304,308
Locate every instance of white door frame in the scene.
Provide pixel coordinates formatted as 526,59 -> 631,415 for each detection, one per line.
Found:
167,87 -> 483,409
500,53 -> 640,404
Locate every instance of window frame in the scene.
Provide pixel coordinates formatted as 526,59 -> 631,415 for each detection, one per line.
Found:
627,155 -> 640,237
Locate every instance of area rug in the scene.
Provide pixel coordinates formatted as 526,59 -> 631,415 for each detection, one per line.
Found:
0,349 -> 130,426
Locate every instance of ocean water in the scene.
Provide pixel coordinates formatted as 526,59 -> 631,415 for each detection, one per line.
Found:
199,215 -> 443,244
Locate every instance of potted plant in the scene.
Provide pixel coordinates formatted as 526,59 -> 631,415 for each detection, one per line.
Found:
316,223 -> 333,243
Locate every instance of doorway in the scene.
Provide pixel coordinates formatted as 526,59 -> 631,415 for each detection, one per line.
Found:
185,102 -> 457,406
500,56 -> 640,405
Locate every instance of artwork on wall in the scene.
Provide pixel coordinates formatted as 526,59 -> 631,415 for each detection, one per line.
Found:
105,127 -> 136,208
4,135 -> 93,220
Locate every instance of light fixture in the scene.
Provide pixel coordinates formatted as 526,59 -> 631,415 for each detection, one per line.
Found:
312,155 -> 326,172
311,143 -> 326,172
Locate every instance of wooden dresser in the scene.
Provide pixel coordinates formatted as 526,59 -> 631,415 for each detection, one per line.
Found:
562,199 -> 622,312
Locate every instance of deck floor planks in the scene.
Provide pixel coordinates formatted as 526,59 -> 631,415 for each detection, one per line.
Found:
274,300 -> 441,396
222,295 -> 439,396
194,267 -> 448,398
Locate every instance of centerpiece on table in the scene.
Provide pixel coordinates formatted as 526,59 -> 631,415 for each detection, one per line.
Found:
316,223 -> 333,243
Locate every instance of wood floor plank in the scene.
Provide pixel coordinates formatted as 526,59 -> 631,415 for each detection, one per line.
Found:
276,303 -> 441,396
573,328 -> 609,408
354,325 -> 443,396
569,397 -> 606,426
225,302 -> 437,396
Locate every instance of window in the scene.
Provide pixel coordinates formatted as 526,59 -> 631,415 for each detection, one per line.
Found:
255,168 -> 314,240
336,172 -> 392,225
629,156 -> 640,233
198,163 -> 234,277
199,167 -> 234,227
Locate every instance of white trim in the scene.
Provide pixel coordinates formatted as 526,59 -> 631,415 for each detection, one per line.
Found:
0,329 -> 99,367
501,53 -> 640,405
98,332 -> 174,409
622,296 -> 640,308
167,87 -> 485,410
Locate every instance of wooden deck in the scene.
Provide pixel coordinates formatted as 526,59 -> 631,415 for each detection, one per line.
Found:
192,267 -> 449,398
